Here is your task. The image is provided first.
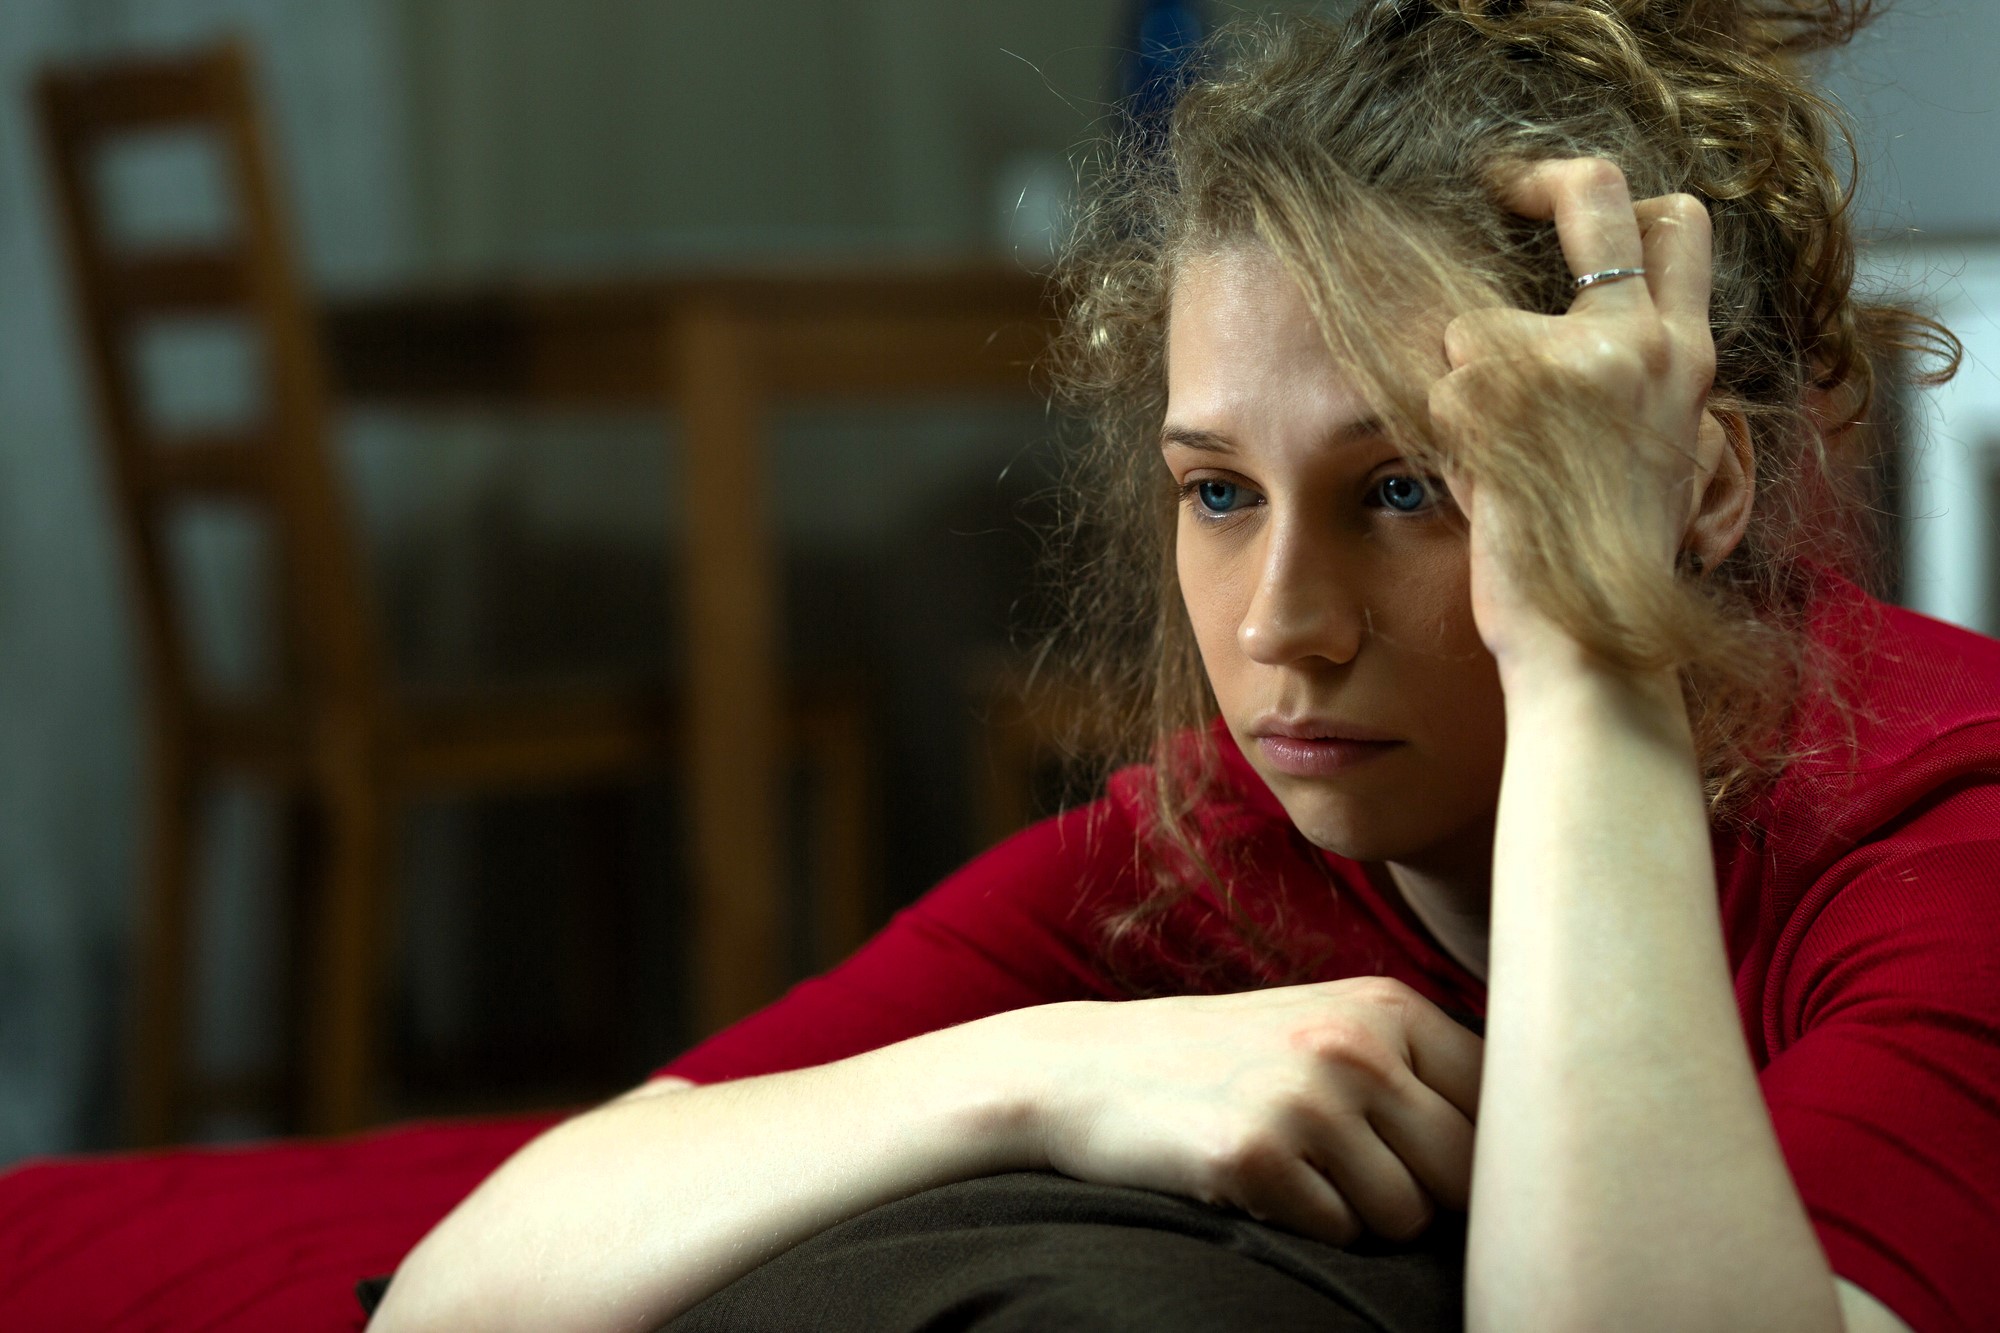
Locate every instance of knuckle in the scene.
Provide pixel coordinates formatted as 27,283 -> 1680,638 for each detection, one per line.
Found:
1575,337 -> 1646,384
1660,192 -> 1712,238
1351,975 -> 1417,1009
1686,333 -> 1718,377
1572,155 -> 1627,193
1298,1015 -> 1399,1079
1293,1010 -> 1365,1053
1205,1125 -> 1289,1189
1666,192 -> 1709,224
1428,376 -> 1467,424
1638,329 -> 1674,376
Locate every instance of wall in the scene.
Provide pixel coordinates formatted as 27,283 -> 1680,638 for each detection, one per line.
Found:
1825,0 -> 2000,240
0,0 -> 1134,1162
2,0 -> 1994,1164
1825,1 -> 2000,634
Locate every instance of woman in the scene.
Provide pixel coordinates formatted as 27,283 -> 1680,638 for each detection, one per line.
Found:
375,2 -> 1999,1330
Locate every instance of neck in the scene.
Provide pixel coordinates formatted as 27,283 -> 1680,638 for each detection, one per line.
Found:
1380,814 -> 1495,983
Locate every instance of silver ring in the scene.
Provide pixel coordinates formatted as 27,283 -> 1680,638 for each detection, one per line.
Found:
1574,266 -> 1647,292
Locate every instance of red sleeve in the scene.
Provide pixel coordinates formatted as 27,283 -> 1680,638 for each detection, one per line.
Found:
0,1112 -> 557,1329
1758,781 -> 2000,1333
651,798 -> 1141,1085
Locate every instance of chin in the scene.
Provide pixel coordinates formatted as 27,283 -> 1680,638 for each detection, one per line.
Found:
1264,780 -> 1428,863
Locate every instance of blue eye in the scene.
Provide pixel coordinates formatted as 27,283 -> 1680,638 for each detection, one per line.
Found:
1373,474 -> 1438,514
1194,480 -> 1250,515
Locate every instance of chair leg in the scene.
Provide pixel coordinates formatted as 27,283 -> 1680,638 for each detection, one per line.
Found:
973,720 -> 1040,851
803,702 -> 873,972
305,777 -> 396,1135
558,789 -> 636,1071
126,743 -> 204,1147
272,794 -> 324,1130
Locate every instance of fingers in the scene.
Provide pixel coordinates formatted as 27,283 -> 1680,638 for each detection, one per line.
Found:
1398,993 -> 1485,1120
1334,984 -> 1479,1212
1230,1127 -> 1434,1248
1308,1118 -> 1439,1243
1366,1077 -> 1477,1213
1443,307 -> 1552,368
1500,157 -> 1648,312
1428,357 -> 1541,469
1452,164 -> 1715,396
1635,192 -> 1716,361
1239,1154 -> 1366,1247
1499,157 -> 1716,341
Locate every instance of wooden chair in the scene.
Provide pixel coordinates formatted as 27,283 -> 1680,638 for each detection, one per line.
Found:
35,41 -> 873,1144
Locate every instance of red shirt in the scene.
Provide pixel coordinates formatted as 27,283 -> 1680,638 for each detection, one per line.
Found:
658,580 -> 2000,1333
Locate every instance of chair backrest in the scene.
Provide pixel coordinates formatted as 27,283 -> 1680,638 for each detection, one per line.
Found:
35,39 -> 387,727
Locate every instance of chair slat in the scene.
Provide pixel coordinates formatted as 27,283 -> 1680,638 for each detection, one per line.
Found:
145,433 -> 269,496
107,250 -> 249,312
36,55 -> 228,137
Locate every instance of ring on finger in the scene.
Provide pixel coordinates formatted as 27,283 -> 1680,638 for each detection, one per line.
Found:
1573,266 -> 1647,292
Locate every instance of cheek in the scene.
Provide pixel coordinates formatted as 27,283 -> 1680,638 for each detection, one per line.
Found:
1375,540 -> 1504,763
1382,533 -> 1482,656
1176,524 -> 1237,657
1401,555 -> 1507,774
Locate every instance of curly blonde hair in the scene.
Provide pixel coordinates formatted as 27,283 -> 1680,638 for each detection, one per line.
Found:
1039,0 -> 1960,984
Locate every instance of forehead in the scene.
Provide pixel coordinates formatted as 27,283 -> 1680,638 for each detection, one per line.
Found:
1166,245 -> 1370,427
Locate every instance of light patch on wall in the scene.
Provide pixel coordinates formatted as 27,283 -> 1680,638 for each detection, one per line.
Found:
90,127 -> 237,252
130,315 -> 266,436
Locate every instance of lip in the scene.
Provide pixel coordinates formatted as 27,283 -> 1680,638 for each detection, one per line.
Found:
1255,735 -> 1402,777
1248,716 -> 1404,779
1250,715 -> 1403,744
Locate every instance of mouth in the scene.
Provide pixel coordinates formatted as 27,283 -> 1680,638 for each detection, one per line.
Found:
1249,717 -> 1403,778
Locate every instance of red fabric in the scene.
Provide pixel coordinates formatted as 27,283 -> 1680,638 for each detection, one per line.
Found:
656,580 -> 2000,1333
2,581 -> 1993,1332
0,1112 -> 557,1331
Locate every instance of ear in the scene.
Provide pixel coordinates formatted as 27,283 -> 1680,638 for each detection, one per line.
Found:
1683,409 -> 1754,574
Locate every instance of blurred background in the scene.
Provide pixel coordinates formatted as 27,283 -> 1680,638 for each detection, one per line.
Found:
0,0 -> 1994,1166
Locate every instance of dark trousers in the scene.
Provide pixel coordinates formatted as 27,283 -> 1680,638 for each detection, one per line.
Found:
661,1170 -> 1465,1332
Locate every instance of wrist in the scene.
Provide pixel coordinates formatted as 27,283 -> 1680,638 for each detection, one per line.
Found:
920,1004 -> 1073,1176
1498,649 -> 1685,728
1493,655 -> 1701,832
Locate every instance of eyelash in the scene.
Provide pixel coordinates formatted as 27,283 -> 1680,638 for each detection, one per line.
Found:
1175,474 -> 1445,525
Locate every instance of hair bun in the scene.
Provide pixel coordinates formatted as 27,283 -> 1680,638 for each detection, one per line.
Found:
1683,0 -> 1874,56
1448,0 -> 1875,57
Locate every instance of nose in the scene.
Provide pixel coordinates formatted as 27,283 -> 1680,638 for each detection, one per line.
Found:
1237,520 -> 1366,666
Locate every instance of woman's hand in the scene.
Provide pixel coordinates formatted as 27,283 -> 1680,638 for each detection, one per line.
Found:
1430,157 -> 1730,671
1004,977 -> 1483,1247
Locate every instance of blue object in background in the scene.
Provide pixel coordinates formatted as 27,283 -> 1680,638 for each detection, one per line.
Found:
1120,0 -> 1207,144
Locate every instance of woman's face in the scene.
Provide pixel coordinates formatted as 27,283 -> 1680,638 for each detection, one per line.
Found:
1164,245 -> 1508,867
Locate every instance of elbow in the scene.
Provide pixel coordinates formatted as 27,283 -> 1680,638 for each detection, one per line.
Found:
364,1229 -> 530,1333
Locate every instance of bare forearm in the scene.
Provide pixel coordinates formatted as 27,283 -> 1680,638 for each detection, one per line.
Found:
1467,660 -> 1840,1333
373,1019 -> 1038,1333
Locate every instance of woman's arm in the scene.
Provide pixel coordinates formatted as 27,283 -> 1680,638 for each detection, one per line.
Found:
1443,157 -> 1906,1333
374,972 -> 1485,1333
371,1019 -> 1037,1333
1465,657 -> 1848,1333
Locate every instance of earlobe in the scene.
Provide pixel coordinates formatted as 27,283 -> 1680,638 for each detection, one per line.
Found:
1683,410 -> 1754,573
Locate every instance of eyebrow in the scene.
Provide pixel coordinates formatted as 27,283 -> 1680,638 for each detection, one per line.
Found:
1159,426 -> 1235,453
1159,418 -> 1387,454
